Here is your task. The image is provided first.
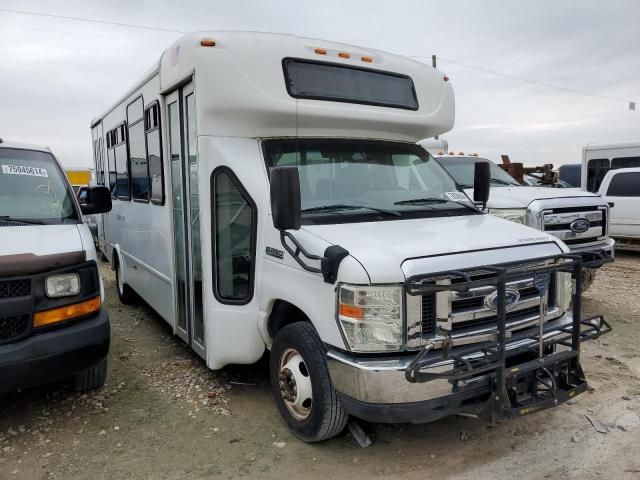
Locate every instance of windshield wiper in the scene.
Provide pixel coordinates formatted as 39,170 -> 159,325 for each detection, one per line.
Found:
0,215 -> 47,225
394,197 -> 481,213
301,204 -> 402,217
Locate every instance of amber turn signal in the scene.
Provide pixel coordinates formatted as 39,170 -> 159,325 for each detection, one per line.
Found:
338,303 -> 363,320
33,296 -> 101,328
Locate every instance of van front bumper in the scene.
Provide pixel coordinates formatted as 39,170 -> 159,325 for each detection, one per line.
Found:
0,310 -> 110,395
326,313 -> 607,424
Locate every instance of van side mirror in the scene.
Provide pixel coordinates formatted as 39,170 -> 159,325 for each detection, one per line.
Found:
270,166 -> 301,231
81,186 -> 112,215
473,162 -> 491,209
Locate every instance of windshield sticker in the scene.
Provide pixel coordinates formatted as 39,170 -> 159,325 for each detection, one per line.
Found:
2,165 -> 49,177
445,191 -> 471,203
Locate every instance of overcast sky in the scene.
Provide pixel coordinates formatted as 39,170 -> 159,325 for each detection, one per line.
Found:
0,0 -> 638,168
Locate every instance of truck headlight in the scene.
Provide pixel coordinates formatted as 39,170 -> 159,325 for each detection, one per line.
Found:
488,208 -> 528,225
45,273 -> 81,298
337,284 -> 403,352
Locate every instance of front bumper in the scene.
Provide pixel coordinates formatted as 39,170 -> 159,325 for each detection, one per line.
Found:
0,309 -> 110,395
568,237 -> 615,264
327,312 -> 608,424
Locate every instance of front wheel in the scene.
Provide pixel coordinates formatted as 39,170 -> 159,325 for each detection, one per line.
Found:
115,255 -> 137,305
581,267 -> 596,292
270,322 -> 348,442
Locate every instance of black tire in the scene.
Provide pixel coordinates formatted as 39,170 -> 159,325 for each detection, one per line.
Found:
270,322 -> 348,442
99,250 -> 108,263
115,254 -> 137,305
581,267 -> 596,292
72,358 -> 107,392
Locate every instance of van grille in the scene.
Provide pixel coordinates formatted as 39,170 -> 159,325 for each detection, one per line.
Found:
542,206 -> 606,245
0,314 -> 30,344
0,279 -> 31,299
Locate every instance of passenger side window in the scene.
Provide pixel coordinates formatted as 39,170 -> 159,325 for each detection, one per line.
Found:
107,132 -> 117,198
611,156 -> 640,170
586,158 -> 609,192
145,102 -> 164,204
128,97 -> 149,202
115,125 -> 129,200
607,172 -> 640,197
212,168 -> 256,303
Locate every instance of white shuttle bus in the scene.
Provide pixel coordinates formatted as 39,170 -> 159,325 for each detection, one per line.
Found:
91,32 -> 610,442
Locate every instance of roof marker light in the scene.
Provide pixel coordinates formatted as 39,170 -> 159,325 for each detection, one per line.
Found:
458,152 -> 465,155
361,55 -> 373,63
448,152 -> 455,155
444,75 -> 450,81
200,38 -> 216,47
314,48 -> 327,55
338,52 -> 351,59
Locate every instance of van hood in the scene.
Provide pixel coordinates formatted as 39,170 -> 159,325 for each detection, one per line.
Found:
0,224 -> 85,265
302,214 -> 563,283
463,186 -> 602,209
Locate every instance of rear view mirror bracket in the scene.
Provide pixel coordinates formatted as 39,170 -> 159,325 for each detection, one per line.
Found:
280,231 -> 349,284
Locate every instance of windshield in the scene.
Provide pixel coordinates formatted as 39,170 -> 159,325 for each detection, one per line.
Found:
0,148 -> 79,224
263,139 -> 479,222
438,157 -> 521,188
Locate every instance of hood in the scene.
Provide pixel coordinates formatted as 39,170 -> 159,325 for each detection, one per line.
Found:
0,224 -> 84,258
463,186 -> 602,209
303,214 -> 562,283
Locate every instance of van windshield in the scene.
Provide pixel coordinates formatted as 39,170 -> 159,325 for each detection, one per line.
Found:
0,148 -> 79,224
438,157 -> 521,188
263,139 -> 480,221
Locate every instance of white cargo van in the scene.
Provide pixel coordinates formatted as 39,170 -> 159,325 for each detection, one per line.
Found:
0,140 -> 112,394
582,140 -> 640,193
434,153 -> 614,289
90,32 -> 611,442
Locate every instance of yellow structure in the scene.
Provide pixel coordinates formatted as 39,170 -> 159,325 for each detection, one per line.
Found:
65,169 -> 91,186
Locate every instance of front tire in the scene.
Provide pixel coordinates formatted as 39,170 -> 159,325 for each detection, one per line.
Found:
581,267 -> 596,292
72,358 -> 107,392
270,322 -> 348,442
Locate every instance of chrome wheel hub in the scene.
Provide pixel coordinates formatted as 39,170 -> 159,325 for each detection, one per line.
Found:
278,348 -> 312,420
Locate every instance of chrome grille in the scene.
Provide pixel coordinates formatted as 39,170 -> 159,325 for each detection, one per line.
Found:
542,206 -> 606,245
406,268 -> 561,350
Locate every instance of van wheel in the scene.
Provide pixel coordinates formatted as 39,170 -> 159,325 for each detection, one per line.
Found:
115,255 -> 137,305
270,322 -> 348,442
581,267 -> 596,292
72,358 -> 107,392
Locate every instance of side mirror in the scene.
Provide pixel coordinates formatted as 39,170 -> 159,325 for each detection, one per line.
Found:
473,161 -> 491,209
270,166 -> 301,231
80,186 -> 112,215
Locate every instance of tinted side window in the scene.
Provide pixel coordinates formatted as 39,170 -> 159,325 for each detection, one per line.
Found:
107,145 -> 117,197
115,138 -> 129,199
586,158 -> 609,192
145,102 -> 164,204
129,120 -> 149,201
607,172 -> 640,197
212,169 -> 256,303
612,156 -> 640,170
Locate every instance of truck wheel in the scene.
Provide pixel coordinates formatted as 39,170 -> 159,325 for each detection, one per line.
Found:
72,358 -> 107,392
115,255 -> 137,305
581,268 -> 596,292
270,322 -> 348,442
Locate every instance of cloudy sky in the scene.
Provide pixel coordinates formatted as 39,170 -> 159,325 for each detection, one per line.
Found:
0,0 -> 638,168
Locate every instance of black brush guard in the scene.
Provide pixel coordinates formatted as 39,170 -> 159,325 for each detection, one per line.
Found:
403,252 -> 612,420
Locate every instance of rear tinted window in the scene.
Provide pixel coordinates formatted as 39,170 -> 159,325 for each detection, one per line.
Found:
283,58 -> 418,111
607,172 -> 640,197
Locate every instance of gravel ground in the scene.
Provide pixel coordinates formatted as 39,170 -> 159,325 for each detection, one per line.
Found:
1,254 -> 639,479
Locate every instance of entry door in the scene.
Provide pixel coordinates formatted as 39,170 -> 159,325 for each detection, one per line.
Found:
166,83 -> 206,358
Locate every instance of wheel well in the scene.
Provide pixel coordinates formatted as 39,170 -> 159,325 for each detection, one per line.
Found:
267,300 -> 309,338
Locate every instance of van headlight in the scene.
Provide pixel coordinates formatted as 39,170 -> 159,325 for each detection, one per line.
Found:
45,273 -> 81,298
488,208 -> 528,225
337,284 -> 403,352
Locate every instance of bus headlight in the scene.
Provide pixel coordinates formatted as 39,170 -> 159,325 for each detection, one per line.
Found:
337,284 -> 403,352
488,208 -> 528,225
45,273 -> 81,298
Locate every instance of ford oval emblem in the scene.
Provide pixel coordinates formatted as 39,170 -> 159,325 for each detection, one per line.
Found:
570,218 -> 591,234
484,288 -> 521,312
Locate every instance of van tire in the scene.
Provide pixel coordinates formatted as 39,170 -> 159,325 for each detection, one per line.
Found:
270,322 -> 348,442
581,267 -> 596,292
72,358 -> 107,392
115,255 -> 137,305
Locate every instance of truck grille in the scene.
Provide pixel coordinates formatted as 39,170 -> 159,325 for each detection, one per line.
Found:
542,206 -> 606,245
407,270 -> 559,350
0,279 -> 31,299
0,314 -> 30,344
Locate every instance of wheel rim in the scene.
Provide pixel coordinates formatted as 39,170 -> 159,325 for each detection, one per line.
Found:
278,348 -> 313,420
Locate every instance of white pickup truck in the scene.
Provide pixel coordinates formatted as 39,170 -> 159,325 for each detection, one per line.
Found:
433,153 -> 615,288
598,167 -> 640,250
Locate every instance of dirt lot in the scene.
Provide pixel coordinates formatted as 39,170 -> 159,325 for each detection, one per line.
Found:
1,255 -> 639,479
